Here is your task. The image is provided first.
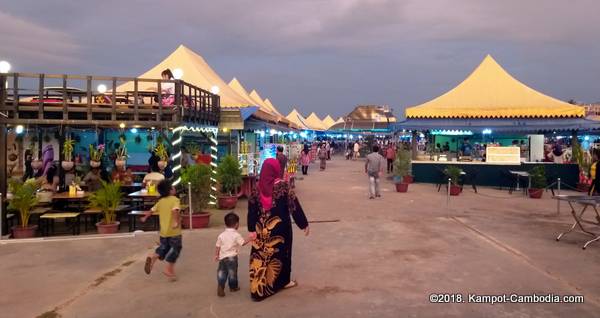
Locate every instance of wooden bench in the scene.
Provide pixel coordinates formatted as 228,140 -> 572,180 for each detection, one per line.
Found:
39,212 -> 81,236
128,210 -> 158,232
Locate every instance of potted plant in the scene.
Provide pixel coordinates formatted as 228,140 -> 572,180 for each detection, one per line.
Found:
155,143 -> 169,170
88,180 -> 123,234
528,166 -> 546,199
393,148 -> 411,193
30,137 -> 43,170
89,144 -> 104,168
572,141 -> 591,192
186,143 -> 200,161
62,138 -> 76,171
115,136 -> 128,168
216,155 -> 243,209
8,179 -> 40,238
444,166 -> 463,196
180,164 -> 212,228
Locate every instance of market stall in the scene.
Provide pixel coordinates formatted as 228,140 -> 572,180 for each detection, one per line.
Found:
393,55 -> 599,189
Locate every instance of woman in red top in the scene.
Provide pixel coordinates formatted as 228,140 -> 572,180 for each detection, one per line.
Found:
385,145 -> 396,174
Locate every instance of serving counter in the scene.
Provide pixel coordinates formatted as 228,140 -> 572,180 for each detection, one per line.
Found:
412,161 -> 579,188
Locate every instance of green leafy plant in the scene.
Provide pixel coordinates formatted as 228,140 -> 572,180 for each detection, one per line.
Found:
88,180 -> 123,224
572,140 -> 591,178
186,143 -> 200,157
89,144 -> 105,162
8,179 -> 40,228
63,138 -> 75,161
444,166 -> 463,185
154,143 -> 168,161
180,164 -> 212,213
393,147 -> 412,181
529,166 -> 547,189
116,136 -> 128,160
216,155 -> 242,196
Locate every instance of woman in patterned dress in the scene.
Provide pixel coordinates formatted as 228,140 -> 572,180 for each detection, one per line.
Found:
248,158 -> 309,301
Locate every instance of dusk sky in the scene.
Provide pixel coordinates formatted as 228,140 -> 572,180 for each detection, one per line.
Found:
0,0 -> 598,119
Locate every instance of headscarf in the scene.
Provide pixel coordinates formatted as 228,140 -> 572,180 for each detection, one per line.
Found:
258,158 -> 281,210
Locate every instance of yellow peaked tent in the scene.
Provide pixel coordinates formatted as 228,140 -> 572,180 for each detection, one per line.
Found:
228,78 -> 272,114
286,109 -> 311,129
264,98 -> 285,117
405,55 -> 585,119
305,112 -> 328,131
336,117 -> 345,124
118,45 -> 252,108
322,115 -> 336,129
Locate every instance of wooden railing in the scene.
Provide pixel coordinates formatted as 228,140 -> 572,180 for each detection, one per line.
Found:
0,73 -> 220,127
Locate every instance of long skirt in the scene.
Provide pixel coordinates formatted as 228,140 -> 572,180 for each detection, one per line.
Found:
320,158 -> 326,170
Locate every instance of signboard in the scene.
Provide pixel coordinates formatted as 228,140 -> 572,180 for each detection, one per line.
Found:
486,146 -> 521,164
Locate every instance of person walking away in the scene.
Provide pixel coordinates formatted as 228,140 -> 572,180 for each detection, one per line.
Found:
142,180 -> 182,281
318,144 -> 328,171
300,147 -> 310,175
386,145 -> 396,174
326,141 -> 331,160
215,212 -> 253,297
276,146 -> 288,178
248,158 -> 309,301
365,145 -> 385,199
353,141 -> 360,160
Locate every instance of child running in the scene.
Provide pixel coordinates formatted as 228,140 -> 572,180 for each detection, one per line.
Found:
215,212 -> 252,297
142,179 -> 182,281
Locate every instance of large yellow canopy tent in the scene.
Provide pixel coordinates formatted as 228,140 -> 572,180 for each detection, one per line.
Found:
286,109 -> 311,130
305,112 -> 328,131
118,45 -> 253,108
322,115 -> 337,129
228,78 -> 271,113
405,55 -> 585,119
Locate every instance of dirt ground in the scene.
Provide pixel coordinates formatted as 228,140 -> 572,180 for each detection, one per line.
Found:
2,157 -> 600,318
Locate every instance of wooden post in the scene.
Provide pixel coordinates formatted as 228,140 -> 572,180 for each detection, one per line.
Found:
62,75 -> 68,119
411,130 -> 418,160
86,76 -> 92,121
133,79 -> 139,121
111,78 -> 117,121
12,74 -> 19,119
38,74 -> 44,119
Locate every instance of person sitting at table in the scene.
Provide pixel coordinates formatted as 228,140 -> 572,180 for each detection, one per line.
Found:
143,167 -> 165,187
84,166 -> 104,192
111,161 -> 134,185
38,164 -> 60,192
160,69 -> 175,106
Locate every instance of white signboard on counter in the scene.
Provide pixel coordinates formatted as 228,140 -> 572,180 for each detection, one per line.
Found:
486,146 -> 521,164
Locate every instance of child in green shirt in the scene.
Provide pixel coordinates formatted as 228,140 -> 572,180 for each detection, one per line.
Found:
142,180 -> 181,281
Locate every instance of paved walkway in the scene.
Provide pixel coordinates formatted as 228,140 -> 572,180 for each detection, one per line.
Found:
2,157 -> 600,317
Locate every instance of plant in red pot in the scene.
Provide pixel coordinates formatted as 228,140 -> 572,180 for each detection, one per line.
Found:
393,147 -> 411,193
216,155 -> 243,209
444,166 -> 463,196
528,166 -> 546,199
88,181 -> 123,234
8,179 -> 40,238
180,163 -> 211,228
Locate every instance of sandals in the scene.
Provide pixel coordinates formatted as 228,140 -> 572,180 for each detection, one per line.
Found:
144,257 -> 153,275
284,280 -> 298,289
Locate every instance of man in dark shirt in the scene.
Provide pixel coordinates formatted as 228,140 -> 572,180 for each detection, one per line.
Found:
276,145 -> 287,178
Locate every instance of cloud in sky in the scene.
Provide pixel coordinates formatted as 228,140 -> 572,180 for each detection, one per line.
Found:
0,0 -> 598,117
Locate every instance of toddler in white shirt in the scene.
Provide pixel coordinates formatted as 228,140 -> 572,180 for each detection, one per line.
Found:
215,212 -> 252,297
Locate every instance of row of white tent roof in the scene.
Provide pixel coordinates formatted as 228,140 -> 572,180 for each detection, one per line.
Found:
123,44 -> 342,131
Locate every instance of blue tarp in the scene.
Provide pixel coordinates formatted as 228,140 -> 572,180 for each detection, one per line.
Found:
240,106 -> 259,121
